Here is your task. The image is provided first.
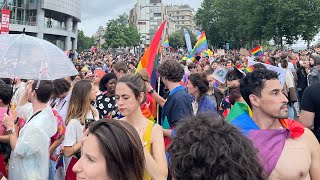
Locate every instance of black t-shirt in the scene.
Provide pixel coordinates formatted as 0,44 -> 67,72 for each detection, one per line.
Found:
301,83 -> 320,141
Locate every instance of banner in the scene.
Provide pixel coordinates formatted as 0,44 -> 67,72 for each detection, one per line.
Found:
248,57 -> 286,85
1,9 -> 10,34
183,28 -> 192,53
212,65 -> 229,83
217,49 -> 225,55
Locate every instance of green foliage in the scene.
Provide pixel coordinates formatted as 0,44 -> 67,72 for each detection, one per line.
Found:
102,14 -> 140,49
77,30 -> 95,51
195,0 -> 320,49
168,27 -> 197,48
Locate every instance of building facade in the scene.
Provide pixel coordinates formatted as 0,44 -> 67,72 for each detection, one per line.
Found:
0,0 -> 81,51
93,26 -> 105,49
129,0 -> 167,46
166,4 -> 195,32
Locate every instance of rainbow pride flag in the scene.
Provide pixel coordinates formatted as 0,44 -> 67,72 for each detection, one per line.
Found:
251,45 -> 263,56
136,20 -> 166,75
163,38 -> 169,48
227,102 -> 305,176
242,66 -> 254,74
189,32 -> 208,57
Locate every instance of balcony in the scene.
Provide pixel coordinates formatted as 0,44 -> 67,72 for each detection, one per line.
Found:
10,19 -> 37,26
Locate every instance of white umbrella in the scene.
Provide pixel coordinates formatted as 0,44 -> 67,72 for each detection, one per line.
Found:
0,33 -> 78,80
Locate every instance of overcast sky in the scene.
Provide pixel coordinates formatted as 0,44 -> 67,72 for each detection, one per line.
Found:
79,0 -> 203,36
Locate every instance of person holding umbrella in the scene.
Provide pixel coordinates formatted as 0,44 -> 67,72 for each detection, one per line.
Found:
2,80 -> 57,180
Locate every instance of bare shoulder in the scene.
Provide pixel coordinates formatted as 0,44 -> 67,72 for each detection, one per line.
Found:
151,123 -> 165,140
152,123 -> 164,134
300,128 -> 319,149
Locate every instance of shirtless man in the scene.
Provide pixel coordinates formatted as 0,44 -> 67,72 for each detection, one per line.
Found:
237,69 -> 320,179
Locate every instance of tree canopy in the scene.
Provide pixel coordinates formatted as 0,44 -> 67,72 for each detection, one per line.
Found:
195,0 -> 320,49
102,14 -> 141,49
168,27 -> 197,49
77,30 -> 95,51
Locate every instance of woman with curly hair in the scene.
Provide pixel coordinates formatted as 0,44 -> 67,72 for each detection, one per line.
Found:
168,113 -> 265,180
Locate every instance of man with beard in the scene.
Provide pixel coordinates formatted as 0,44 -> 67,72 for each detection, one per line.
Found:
232,69 -> 320,179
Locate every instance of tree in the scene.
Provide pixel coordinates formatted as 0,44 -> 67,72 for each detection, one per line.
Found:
77,30 -> 94,51
102,14 -> 140,49
195,0 -> 320,49
168,28 -> 197,49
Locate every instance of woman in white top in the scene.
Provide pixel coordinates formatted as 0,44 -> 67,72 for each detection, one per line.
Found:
63,80 -> 99,180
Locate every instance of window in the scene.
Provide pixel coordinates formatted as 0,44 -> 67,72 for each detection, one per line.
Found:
138,21 -> 146,25
150,0 -> 161,3
154,13 -> 161,17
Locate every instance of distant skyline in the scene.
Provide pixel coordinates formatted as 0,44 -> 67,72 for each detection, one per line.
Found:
79,0 -> 202,36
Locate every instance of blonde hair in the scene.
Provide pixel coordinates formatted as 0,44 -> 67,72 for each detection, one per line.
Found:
65,80 -> 98,126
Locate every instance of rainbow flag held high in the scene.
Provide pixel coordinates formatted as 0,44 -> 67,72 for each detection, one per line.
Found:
136,20 -> 166,76
163,38 -> 169,48
227,102 -> 305,176
189,32 -> 208,58
136,20 -> 166,121
251,45 -> 263,56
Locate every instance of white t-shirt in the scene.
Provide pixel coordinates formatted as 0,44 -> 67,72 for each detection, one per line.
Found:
63,109 -> 98,169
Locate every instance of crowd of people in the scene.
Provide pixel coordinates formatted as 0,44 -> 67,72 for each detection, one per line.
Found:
0,46 -> 320,179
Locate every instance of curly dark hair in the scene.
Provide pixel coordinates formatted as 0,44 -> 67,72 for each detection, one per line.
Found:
240,69 -> 278,108
168,113 -> 265,180
188,73 -> 209,100
157,60 -> 184,82
99,73 -> 117,92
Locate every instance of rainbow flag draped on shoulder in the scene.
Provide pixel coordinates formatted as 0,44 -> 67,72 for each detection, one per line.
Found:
251,45 -> 263,56
227,102 -> 305,176
189,32 -> 208,57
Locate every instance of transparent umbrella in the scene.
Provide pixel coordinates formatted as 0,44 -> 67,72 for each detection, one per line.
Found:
0,33 -> 78,80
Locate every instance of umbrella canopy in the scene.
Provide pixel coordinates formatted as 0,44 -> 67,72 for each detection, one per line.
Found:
0,34 -> 78,80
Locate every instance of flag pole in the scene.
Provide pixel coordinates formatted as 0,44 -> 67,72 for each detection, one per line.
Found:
156,18 -> 167,124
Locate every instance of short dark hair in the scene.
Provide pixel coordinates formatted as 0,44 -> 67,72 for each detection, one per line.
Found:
53,79 -> 71,97
88,119 -> 145,180
226,69 -> 244,82
32,80 -> 54,103
168,113 -> 265,180
252,63 -> 267,70
240,69 -> 279,108
188,73 -> 209,99
187,63 -> 196,70
157,60 -> 184,82
99,73 -> 117,92
203,69 -> 214,76
113,62 -> 128,73
0,83 -> 12,105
